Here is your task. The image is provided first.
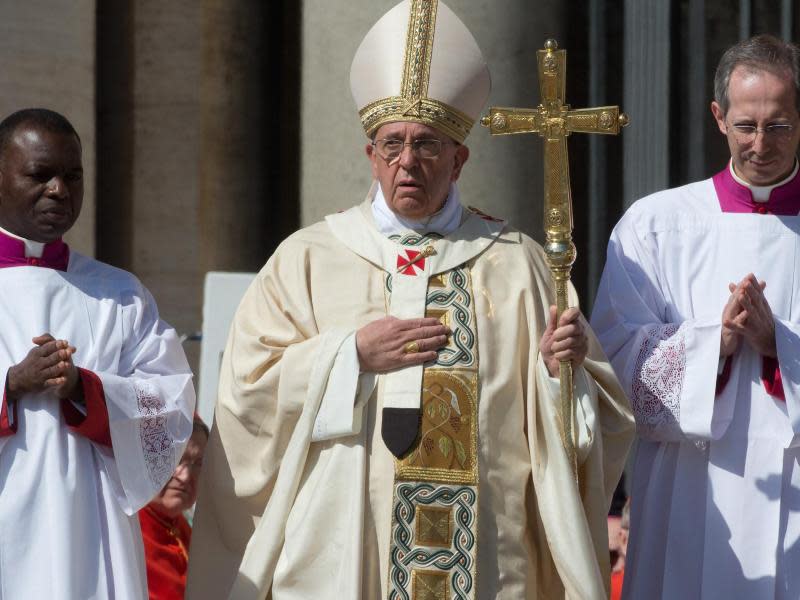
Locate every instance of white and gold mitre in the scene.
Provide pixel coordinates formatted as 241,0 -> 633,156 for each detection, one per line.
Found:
350,0 -> 491,143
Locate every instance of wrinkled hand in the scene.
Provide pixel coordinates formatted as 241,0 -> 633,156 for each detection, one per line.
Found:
723,274 -> 776,358
540,306 -> 589,377
6,334 -> 80,401
356,316 -> 450,373
720,282 -> 745,357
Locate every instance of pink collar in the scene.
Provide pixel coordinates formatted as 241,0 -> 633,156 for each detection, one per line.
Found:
0,230 -> 69,271
712,164 -> 800,215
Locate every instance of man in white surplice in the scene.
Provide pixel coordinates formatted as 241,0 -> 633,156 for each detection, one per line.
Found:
591,35 -> 800,599
0,108 -> 195,599
187,2 -> 633,599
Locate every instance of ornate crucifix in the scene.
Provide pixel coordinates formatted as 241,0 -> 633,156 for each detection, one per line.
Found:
481,39 -> 628,477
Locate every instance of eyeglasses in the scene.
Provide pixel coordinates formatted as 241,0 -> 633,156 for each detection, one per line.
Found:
729,122 -> 796,143
175,459 -> 203,473
372,138 -> 451,161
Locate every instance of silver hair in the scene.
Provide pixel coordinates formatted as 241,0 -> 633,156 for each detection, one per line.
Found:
713,34 -> 800,115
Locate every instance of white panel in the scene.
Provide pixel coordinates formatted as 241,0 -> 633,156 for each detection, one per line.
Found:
197,271 -> 256,427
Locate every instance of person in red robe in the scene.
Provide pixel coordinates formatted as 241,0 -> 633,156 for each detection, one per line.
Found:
610,499 -> 630,600
140,418 -> 209,600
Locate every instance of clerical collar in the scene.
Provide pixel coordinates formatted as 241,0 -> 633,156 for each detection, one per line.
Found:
0,225 -> 46,257
713,159 -> 800,216
372,182 -> 463,236
729,159 -> 799,202
0,226 -> 69,271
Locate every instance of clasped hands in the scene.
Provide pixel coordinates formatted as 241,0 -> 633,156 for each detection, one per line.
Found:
6,334 -> 81,402
721,273 -> 776,359
355,306 -> 588,378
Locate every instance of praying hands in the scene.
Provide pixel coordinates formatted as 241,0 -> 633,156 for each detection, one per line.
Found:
721,273 -> 777,358
6,333 -> 81,401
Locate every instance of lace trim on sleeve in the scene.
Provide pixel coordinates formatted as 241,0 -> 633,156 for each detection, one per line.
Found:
136,380 -> 175,487
632,324 -> 687,440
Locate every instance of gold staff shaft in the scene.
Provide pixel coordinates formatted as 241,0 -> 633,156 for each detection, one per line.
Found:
543,132 -> 578,478
481,39 -> 628,479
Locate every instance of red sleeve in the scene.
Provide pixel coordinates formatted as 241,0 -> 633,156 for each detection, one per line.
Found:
0,379 -> 18,437
610,570 -> 624,600
715,356 -> 733,396
60,368 -> 112,446
761,356 -> 785,401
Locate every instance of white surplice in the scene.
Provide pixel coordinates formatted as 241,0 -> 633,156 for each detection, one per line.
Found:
0,253 -> 195,600
591,179 -> 800,599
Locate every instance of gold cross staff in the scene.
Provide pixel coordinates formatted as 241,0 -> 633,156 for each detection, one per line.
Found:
481,38 -> 628,478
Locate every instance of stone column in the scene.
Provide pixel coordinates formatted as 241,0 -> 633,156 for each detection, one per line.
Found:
0,0 -> 96,255
199,0 -> 267,273
299,0 -> 566,236
98,1 -> 300,374
198,0 -> 299,274
130,2 -> 203,351
623,0 -> 671,207
97,1 -> 204,366
686,0 -> 707,183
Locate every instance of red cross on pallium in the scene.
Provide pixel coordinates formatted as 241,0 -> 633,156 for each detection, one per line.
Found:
397,249 -> 425,275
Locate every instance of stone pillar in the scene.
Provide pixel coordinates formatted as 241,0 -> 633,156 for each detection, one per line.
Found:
299,0 -> 566,236
623,0 -> 671,207
0,0 -> 96,256
198,0 -> 299,274
97,1 -> 204,366
98,1 -> 300,374
130,2 -> 203,352
199,0 -> 266,274
585,0 -> 626,307
686,0 -> 707,183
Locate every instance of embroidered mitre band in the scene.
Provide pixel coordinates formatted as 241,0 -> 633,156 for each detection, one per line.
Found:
350,0 -> 491,143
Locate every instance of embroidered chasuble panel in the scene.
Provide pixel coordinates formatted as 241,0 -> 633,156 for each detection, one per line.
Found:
386,232 -> 479,600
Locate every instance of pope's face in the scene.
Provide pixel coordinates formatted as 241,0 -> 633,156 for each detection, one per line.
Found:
366,122 -> 469,220
0,124 -> 83,242
151,429 -> 207,518
711,66 -> 800,185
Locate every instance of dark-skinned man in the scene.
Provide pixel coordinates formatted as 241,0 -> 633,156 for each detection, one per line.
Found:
187,2 -> 633,599
0,108 -> 195,599
592,35 -> 800,599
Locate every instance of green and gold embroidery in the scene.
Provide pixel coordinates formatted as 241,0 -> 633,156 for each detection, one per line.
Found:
387,234 -> 480,600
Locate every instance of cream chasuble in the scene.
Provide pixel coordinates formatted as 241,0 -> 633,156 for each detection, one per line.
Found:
186,186 -> 634,600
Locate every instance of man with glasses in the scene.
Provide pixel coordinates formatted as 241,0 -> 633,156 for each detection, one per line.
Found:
187,1 -> 633,599
592,34 -> 800,599
140,417 -> 209,600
